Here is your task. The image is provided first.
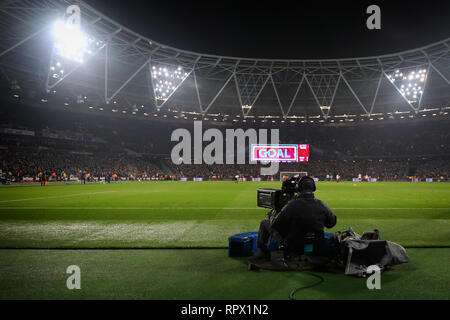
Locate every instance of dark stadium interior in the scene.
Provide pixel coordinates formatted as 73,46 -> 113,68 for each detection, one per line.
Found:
0,1 -> 448,182
0,0 -> 449,304
1,100 -> 448,181
83,0 -> 450,59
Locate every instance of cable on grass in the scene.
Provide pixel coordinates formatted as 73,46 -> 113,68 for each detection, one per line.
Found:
289,272 -> 324,300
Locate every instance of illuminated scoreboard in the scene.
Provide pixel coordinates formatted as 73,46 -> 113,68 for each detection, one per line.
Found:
298,144 -> 309,162
251,144 -> 310,162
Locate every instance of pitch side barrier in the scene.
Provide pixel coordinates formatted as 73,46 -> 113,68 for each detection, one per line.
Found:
173,177 -> 448,182
2,177 -> 447,186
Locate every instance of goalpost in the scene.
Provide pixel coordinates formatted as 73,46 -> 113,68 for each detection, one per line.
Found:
279,171 -> 308,181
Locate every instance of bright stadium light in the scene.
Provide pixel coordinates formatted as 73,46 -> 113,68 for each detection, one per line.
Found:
52,20 -> 102,64
388,67 -> 428,104
151,65 -> 190,105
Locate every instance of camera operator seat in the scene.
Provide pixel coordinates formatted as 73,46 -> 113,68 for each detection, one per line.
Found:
282,229 -> 325,257
247,231 -> 337,271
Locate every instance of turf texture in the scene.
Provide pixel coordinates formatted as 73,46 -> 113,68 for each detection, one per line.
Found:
0,181 -> 448,248
0,181 -> 449,300
0,248 -> 449,300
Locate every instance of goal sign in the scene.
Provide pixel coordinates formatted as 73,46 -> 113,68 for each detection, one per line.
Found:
251,144 -> 309,162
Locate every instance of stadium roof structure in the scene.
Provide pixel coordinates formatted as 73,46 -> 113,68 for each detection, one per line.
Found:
0,0 -> 450,123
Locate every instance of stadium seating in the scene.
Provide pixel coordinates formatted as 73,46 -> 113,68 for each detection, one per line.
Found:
1,103 -> 449,181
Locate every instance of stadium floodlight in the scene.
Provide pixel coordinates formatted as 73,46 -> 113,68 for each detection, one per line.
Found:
46,17 -> 104,91
52,20 -> 101,63
151,65 -> 190,108
387,67 -> 427,105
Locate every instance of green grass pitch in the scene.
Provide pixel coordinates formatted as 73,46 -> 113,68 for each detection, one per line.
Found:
0,181 -> 449,299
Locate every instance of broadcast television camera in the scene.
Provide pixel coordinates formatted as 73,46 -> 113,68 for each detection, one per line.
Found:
257,177 -> 300,213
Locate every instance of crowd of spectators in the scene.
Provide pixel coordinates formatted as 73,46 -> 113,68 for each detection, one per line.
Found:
1,151 -> 163,181
282,124 -> 449,158
2,147 -> 448,182
165,159 -> 449,180
1,103 -> 449,182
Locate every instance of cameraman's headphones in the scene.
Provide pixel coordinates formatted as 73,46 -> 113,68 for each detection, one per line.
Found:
296,176 -> 316,193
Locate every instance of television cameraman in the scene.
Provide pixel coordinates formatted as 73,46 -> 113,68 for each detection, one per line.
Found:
256,176 -> 337,260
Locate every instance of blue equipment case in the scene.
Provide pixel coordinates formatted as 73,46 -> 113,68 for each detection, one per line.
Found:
228,231 -> 334,257
228,232 -> 279,257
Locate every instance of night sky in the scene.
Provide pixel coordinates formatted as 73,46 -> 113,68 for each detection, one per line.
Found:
84,0 -> 450,59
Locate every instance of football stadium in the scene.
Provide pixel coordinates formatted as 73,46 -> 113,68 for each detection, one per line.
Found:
0,0 -> 449,304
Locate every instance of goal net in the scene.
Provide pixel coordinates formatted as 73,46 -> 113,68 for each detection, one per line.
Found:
279,171 -> 308,181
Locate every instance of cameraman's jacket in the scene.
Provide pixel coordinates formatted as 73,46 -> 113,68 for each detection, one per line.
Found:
271,192 -> 337,252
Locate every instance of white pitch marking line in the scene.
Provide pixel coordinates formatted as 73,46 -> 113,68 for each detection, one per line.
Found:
0,191 -> 117,203
0,207 -> 448,210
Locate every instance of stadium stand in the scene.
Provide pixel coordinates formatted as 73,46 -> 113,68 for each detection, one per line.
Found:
1,103 -> 449,182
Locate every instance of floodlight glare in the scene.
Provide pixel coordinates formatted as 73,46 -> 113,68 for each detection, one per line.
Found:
52,20 -> 101,64
152,65 -> 189,102
388,67 -> 427,103
53,20 -> 88,63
